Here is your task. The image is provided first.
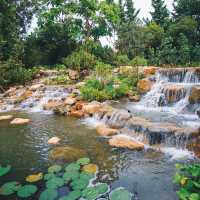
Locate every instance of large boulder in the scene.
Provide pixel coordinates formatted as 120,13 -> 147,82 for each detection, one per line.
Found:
64,97 -> 76,105
68,70 -> 79,80
0,115 -> 13,121
10,118 -> 30,125
189,86 -> 200,104
49,146 -> 85,161
137,78 -> 153,94
143,66 -> 159,76
70,110 -> 84,118
82,102 -> 102,115
43,100 -> 63,110
96,124 -> 118,136
108,135 -> 144,150
53,105 -> 71,116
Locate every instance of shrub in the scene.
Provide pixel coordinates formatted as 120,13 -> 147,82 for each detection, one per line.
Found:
129,56 -> 147,66
62,49 -> 97,71
173,163 -> 200,200
114,54 -> 130,66
44,75 -> 69,85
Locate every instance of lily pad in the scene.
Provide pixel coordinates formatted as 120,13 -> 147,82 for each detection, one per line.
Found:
46,177 -> 64,189
59,190 -> 82,200
0,165 -> 11,177
77,157 -> 90,165
82,187 -> 99,200
63,171 -> 80,183
80,172 -> 95,181
26,172 -> 43,183
95,183 -> 109,195
0,181 -> 21,195
17,185 -> 37,198
44,173 -> 57,181
70,177 -> 90,191
39,188 -> 58,200
109,187 -> 132,200
48,165 -> 62,173
65,163 -> 80,172
82,164 -> 98,174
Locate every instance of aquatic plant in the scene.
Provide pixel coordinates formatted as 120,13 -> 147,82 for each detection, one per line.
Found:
0,165 -> 11,177
82,164 -> 98,174
0,181 -> 21,195
59,190 -> 82,200
44,173 -> 57,181
46,177 -> 64,189
70,177 -> 90,191
17,185 -> 37,198
65,163 -> 80,172
82,186 -> 99,200
109,187 -> 133,200
173,163 -> 200,200
26,172 -> 43,183
77,157 -> 91,165
63,171 -> 80,183
48,165 -> 62,173
39,188 -> 58,200
95,183 -> 109,195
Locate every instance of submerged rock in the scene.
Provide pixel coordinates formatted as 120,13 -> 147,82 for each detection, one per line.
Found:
137,78 -> 153,94
10,118 -> 30,125
0,115 -> 13,121
48,137 -> 61,145
108,135 -> 144,150
49,146 -> 86,161
189,86 -> 200,104
96,124 -> 118,136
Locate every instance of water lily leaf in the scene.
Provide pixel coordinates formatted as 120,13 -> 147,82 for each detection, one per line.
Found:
26,172 -> 43,183
77,157 -> 90,165
17,185 -> 37,198
82,187 -> 99,200
70,177 -> 89,191
46,177 -> 64,189
0,165 -> 11,177
0,181 -> 21,196
63,171 -> 80,183
95,183 -> 109,195
44,173 -> 57,181
48,165 -> 62,173
65,163 -> 80,172
82,164 -> 98,174
80,172 -> 95,181
109,187 -> 132,200
59,190 -> 82,200
189,193 -> 200,200
39,189 -> 58,200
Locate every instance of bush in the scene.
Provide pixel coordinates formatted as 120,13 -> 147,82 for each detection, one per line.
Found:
173,163 -> 200,200
114,54 -> 130,66
44,75 -> 69,85
62,49 -> 97,71
129,56 -> 147,66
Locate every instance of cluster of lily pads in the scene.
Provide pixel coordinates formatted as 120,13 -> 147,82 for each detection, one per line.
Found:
0,158 -> 133,200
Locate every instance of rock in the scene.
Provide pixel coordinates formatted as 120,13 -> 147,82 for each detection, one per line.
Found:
53,105 -> 71,116
48,137 -> 60,145
119,66 -> 134,76
70,110 -> 84,118
16,90 -> 33,103
137,78 -> 153,94
129,95 -> 140,102
143,67 -> 159,76
68,70 -> 79,80
43,100 -> 62,110
113,68 -> 120,74
108,135 -> 144,150
189,86 -> 200,104
64,97 -> 76,105
49,146 -> 86,161
96,124 -> 118,136
38,69 -> 59,77
75,101 -> 86,110
82,102 -> 102,115
0,115 -> 13,121
29,84 -> 44,91
197,109 -> 200,118
10,118 -> 30,125
4,87 -> 17,97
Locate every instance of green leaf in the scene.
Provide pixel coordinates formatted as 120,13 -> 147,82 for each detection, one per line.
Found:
95,183 -> 109,195
193,181 -> 200,188
59,190 -> 82,200
173,173 -> 182,184
0,181 -> 21,196
82,187 -> 99,200
48,165 -> 62,173
17,185 -> 37,198
0,165 -> 11,177
177,188 -> 190,200
109,187 -> 132,200
70,177 -> 90,191
63,171 -> 80,183
189,193 -> 200,200
39,189 -> 58,200
46,177 -> 64,189
77,157 -> 90,165
65,163 -> 80,172
44,173 -> 57,181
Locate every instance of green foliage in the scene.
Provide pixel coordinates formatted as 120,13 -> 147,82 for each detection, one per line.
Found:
0,165 -> 11,177
46,177 -> 64,189
17,185 -> 37,198
44,75 -> 69,85
63,49 -> 97,71
173,163 -> 200,200
59,190 -> 82,200
129,56 -> 147,66
48,165 -> 62,174
65,163 -> 81,172
39,189 -> 58,200
115,54 -> 130,66
77,157 -> 91,165
0,181 -> 21,196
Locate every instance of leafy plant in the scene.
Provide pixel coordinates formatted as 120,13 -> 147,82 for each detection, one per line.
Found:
77,157 -> 91,165
109,187 -> 133,200
48,165 -> 62,173
0,165 -> 11,177
65,163 -> 80,172
173,163 -> 200,200
46,177 -> 64,189
17,185 -> 38,198
59,190 -> 82,200
0,181 -> 21,196
44,75 -> 69,85
39,188 -> 58,200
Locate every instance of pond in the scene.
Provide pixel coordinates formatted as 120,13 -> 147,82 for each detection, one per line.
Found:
0,111 -> 182,200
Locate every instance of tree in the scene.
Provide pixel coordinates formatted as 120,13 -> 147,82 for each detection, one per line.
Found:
124,0 -> 140,23
150,0 -> 169,28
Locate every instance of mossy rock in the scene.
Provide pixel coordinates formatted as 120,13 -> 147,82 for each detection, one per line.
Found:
46,177 -> 64,189
17,185 -> 37,198
109,187 -> 132,200
39,188 -> 58,200
82,164 -> 98,174
0,181 -> 21,195
0,165 -> 11,177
